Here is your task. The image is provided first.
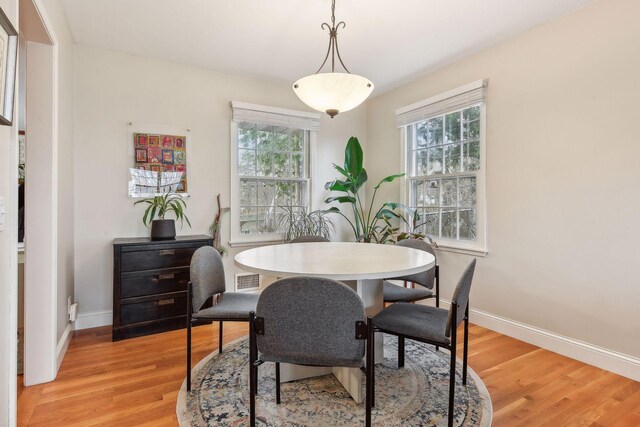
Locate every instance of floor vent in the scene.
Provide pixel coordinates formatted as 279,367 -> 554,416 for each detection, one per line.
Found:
235,273 -> 260,292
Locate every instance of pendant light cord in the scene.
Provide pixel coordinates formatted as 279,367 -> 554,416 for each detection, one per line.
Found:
315,0 -> 350,74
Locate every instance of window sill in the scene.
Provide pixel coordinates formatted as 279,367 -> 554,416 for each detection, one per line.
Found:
228,239 -> 284,248
434,242 -> 488,257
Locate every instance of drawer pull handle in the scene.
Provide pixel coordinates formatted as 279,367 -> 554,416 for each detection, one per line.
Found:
158,299 -> 175,306
159,250 -> 175,256
158,273 -> 175,281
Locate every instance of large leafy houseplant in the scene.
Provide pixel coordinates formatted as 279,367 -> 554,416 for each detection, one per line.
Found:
134,192 -> 191,240
325,137 -> 405,243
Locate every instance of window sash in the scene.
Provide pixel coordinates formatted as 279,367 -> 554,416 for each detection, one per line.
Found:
231,119 -> 312,244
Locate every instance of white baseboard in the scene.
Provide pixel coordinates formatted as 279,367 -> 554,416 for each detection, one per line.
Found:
433,299 -> 640,382
73,310 -> 112,330
56,323 -> 72,371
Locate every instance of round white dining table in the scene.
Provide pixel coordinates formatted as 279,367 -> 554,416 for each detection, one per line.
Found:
234,241 -> 435,403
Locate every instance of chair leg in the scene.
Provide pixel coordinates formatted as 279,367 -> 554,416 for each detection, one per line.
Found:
187,282 -> 192,392
249,314 -> 256,427
365,317 -> 373,427
219,321 -> 224,354
448,304 -> 457,427
187,317 -> 192,391
463,305 -> 469,385
435,266 -> 440,352
398,336 -> 405,368
275,362 -> 281,404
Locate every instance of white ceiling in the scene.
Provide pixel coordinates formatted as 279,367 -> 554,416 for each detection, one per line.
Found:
60,0 -> 594,93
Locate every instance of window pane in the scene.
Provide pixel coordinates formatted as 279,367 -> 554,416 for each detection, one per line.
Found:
257,207 -> 277,233
273,128 -> 290,151
240,207 -> 257,235
413,180 -> 424,206
427,147 -> 443,175
463,106 -> 480,140
441,178 -> 457,207
291,129 -> 304,151
459,177 -> 476,207
426,117 -> 443,146
444,142 -> 462,173
445,112 -> 461,142
415,150 -> 428,175
273,152 -> 289,176
291,153 -> 303,177
256,152 -> 273,176
238,122 -> 256,149
463,140 -> 480,171
240,179 -> 257,206
423,208 -> 439,237
416,122 -> 428,147
256,125 -> 273,151
425,180 -> 439,206
238,149 -> 256,176
459,208 -> 476,240
257,181 -> 275,207
441,209 -> 457,239
275,181 -> 292,206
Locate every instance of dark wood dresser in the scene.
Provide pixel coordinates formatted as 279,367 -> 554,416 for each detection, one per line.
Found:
112,235 -> 213,341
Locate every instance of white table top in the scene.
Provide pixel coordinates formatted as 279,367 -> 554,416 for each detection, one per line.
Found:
234,242 -> 435,281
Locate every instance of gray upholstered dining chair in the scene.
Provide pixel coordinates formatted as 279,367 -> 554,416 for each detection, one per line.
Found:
374,259 -> 476,427
383,239 -> 439,305
289,235 -> 330,243
248,277 -> 374,427
186,246 -> 259,391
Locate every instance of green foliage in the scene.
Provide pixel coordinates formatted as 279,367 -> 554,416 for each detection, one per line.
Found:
394,207 -> 438,247
134,192 -> 191,228
325,137 -> 405,243
277,206 -> 335,242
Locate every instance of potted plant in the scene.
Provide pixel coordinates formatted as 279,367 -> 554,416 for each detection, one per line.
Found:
325,136 -> 405,243
276,205 -> 336,242
134,192 -> 191,240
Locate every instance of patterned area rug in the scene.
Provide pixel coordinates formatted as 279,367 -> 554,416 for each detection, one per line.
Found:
177,336 -> 492,426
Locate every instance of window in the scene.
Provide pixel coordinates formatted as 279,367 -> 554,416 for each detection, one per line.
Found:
230,102 -> 320,245
397,81 -> 487,254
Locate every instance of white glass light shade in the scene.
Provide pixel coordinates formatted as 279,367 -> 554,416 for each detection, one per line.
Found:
293,72 -> 374,117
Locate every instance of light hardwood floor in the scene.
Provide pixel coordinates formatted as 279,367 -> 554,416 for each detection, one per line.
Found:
17,322 -> 640,426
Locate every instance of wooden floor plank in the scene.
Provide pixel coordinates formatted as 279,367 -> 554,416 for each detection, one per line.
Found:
16,322 -> 639,426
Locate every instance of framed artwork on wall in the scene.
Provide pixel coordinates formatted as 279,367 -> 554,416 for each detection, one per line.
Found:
0,6 -> 18,126
127,122 -> 191,197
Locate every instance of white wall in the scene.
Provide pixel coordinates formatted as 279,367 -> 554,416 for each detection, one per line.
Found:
366,0 -> 640,370
73,45 -> 365,325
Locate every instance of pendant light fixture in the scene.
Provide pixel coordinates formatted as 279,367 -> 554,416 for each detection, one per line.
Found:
293,0 -> 374,118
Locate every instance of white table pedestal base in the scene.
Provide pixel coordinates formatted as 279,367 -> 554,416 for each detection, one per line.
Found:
279,279 -> 384,403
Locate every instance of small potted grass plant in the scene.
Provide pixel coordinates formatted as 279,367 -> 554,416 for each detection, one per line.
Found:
134,192 -> 191,240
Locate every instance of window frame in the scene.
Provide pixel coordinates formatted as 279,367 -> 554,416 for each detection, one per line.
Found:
230,119 -> 315,247
400,83 -> 488,256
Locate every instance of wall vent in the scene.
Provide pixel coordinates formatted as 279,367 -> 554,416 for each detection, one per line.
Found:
235,273 -> 260,292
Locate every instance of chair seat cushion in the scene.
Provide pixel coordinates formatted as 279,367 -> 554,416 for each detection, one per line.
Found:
373,303 -> 450,345
193,292 -> 259,320
383,281 -> 433,302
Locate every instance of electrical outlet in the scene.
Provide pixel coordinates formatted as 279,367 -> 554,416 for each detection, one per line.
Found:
67,296 -> 72,313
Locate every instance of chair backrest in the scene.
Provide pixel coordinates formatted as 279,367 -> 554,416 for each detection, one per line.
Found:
388,239 -> 437,289
289,235 -> 330,243
190,246 -> 226,311
445,259 -> 476,337
256,277 -> 366,367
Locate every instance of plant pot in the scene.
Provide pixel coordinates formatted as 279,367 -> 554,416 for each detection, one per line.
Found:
151,219 -> 176,240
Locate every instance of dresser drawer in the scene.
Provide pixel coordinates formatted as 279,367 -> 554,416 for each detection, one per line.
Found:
121,269 -> 190,298
120,293 -> 187,325
120,246 -> 199,272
